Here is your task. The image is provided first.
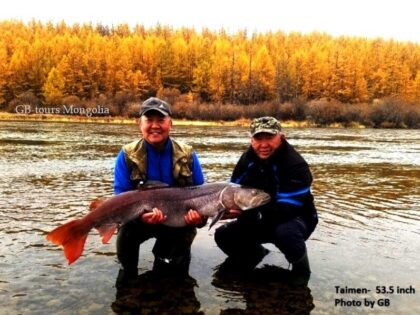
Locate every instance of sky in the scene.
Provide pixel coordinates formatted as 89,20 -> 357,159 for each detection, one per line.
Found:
1,0 -> 419,42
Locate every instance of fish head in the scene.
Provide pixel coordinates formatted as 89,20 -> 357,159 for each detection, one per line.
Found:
222,184 -> 271,211
208,184 -> 271,230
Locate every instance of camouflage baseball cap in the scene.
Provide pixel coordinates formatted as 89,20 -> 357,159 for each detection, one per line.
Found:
250,116 -> 282,137
139,97 -> 172,116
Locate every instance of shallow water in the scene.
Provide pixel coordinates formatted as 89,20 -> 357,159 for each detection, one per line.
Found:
0,121 -> 419,314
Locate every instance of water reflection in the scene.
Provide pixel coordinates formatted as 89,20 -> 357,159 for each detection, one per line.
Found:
212,265 -> 314,314
113,271 -> 203,315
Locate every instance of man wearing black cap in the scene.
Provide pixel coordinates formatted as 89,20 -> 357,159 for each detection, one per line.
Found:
214,116 -> 318,286
114,97 -> 205,283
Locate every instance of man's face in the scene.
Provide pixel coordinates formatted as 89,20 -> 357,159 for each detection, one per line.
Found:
251,132 -> 282,160
139,111 -> 172,148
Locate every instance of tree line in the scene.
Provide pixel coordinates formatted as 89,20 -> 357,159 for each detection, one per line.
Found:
0,20 -> 419,126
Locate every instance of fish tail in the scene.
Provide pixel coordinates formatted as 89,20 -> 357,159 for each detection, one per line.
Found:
46,219 -> 89,265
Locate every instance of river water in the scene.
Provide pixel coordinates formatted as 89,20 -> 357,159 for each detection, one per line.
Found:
0,121 -> 419,314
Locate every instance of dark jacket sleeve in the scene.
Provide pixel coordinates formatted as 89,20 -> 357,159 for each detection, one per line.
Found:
261,161 -> 313,224
238,161 -> 313,225
230,153 -> 249,184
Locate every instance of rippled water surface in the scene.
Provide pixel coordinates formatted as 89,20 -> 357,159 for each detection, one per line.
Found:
0,121 -> 419,314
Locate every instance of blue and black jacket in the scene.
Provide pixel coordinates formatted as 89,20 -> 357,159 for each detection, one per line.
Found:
231,140 -> 318,234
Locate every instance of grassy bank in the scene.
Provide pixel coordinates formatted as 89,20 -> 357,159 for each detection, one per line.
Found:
0,112 -> 135,124
0,112 -> 329,128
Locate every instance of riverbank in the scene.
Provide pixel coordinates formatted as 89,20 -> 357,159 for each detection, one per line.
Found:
0,112 -> 362,128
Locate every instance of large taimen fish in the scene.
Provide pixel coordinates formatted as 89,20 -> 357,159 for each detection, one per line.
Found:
46,182 -> 270,264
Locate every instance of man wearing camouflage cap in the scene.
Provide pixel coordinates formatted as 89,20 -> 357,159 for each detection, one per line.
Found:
215,116 -> 318,286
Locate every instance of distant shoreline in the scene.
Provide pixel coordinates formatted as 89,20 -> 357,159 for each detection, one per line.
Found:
0,112 -> 362,128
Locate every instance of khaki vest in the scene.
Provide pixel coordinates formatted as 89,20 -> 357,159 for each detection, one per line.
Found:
122,138 -> 194,187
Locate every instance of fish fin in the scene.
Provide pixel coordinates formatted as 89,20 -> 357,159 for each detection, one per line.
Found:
208,209 -> 226,230
138,180 -> 169,190
89,197 -> 108,211
46,219 -> 89,265
95,223 -> 118,244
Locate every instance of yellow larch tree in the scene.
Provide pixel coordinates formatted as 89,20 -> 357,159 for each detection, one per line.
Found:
43,67 -> 65,104
250,44 -> 276,102
0,42 -> 8,105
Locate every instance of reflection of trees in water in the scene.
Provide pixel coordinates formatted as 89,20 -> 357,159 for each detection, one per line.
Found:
112,271 -> 203,315
212,265 -> 315,315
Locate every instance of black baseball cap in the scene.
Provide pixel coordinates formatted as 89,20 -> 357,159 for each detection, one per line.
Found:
139,97 -> 172,116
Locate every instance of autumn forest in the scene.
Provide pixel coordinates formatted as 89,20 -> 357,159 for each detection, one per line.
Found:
0,20 -> 419,127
